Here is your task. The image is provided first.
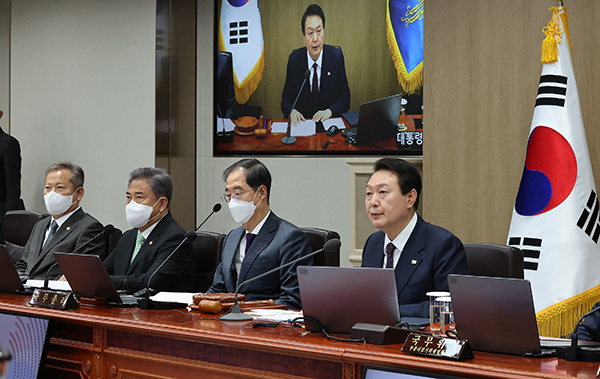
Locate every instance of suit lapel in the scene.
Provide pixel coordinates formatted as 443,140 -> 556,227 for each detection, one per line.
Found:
393,216 -> 426,296
31,210 -> 83,271
127,213 -> 171,274
237,213 -> 277,284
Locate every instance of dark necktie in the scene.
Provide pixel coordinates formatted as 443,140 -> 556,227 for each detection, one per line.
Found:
312,62 -> 319,102
43,220 -> 58,249
245,233 -> 256,255
386,242 -> 395,269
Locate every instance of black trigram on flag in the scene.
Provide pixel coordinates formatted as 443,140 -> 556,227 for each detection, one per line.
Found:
577,189 -> 600,243
508,237 -> 542,271
535,74 -> 567,107
229,21 -> 249,44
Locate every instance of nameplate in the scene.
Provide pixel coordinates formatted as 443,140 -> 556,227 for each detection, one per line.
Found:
29,288 -> 79,310
397,131 -> 423,147
401,332 -> 473,361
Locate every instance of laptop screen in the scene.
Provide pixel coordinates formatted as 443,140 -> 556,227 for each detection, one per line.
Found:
0,311 -> 51,379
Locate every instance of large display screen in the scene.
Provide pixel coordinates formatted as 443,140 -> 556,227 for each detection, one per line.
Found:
0,312 -> 51,379
214,0 -> 423,156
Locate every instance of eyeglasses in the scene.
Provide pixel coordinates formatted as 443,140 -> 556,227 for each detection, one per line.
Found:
221,188 -> 253,203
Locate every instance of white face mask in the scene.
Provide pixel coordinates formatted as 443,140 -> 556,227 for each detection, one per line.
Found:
44,190 -> 77,216
126,198 -> 162,229
228,191 -> 261,224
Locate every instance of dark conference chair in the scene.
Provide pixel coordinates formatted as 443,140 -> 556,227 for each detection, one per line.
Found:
105,228 -> 122,261
192,231 -> 226,293
301,227 -> 341,267
463,242 -> 524,279
3,210 -> 49,264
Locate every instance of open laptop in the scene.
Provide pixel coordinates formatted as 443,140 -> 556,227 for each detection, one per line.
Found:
448,274 -> 584,355
341,93 -> 401,146
54,252 -> 137,305
0,245 -> 32,294
298,266 -> 400,334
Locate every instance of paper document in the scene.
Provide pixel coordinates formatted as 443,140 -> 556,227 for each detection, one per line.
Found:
271,121 -> 288,134
150,292 -> 195,305
322,117 -> 346,130
291,120 -> 316,136
244,309 -> 302,322
216,117 -> 235,133
26,279 -> 72,291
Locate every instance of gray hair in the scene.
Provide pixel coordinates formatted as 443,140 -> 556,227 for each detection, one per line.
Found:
45,162 -> 84,188
128,167 -> 172,204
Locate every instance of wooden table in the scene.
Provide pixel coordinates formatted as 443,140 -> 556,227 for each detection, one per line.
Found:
215,116 -> 423,155
0,293 -> 597,379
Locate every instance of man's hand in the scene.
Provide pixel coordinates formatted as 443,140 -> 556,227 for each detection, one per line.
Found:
312,109 -> 332,123
58,275 -> 67,281
290,109 -> 306,125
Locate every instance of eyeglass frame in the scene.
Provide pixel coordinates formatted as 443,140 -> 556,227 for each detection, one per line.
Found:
221,188 -> 254,203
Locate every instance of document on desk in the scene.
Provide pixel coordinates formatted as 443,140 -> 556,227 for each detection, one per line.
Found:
25,279 -> 72,291
271,121 -> 288,134
271,120 -> 316,136
322,117 -> 346,130
245,309 -> 302,322
216,117 -> 235,133
150,292 -> 195,305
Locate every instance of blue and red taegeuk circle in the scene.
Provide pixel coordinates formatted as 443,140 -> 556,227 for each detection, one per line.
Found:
227,0 -> 249,7
515,126 -> 577,216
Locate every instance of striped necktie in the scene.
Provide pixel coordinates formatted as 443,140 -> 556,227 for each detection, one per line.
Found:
386,242 -> 395,269
130,232 -> 145,263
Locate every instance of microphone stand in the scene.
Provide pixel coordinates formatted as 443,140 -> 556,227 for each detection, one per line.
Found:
220,238 -> 341,321
282,69 -> 311,145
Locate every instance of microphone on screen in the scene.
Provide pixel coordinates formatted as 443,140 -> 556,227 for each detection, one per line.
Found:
195,203 -> 222,231
282,69 -> 311,145
137,231 -> 198,310
220,238 -> 341,321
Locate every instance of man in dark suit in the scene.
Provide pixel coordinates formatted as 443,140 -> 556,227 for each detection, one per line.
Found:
103,167 -> 194,293
0,110 -> 25,242
281,4 -> 350,128
361,158 -> 468,318
207,158 -> 312,309
15,162 -> 106,280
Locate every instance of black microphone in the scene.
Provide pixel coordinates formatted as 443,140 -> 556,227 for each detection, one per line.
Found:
43,224 -> 115,289
557,304 -> 600,361
220,238 -> 341,321
137,231 -> 198,310
282,69 -> 311,145
195,203 -> 222,231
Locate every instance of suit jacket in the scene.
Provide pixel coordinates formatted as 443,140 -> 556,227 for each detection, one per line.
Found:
281,44 -> 350,119
103,212 -> 195,293
15,208 -> 105,280
0,127 -> 24,221
576,301 -> 600,342
361,215 -> 468,318
208,212 -> 312,310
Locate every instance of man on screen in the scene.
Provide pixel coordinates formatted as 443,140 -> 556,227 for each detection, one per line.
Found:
281,4 -> 350,128
207,158 -> 312,309
361,158 -> 468,318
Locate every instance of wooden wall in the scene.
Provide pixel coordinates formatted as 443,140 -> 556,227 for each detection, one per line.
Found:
235,0 -> 403,118
423,0 -> 600,244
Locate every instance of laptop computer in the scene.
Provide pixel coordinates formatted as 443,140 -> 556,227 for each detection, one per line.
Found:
448,274 -> 579,355
298,266 -> 400,334
0,245 -> 33,294
341,94 -> 401,146
54,252 -> 137,305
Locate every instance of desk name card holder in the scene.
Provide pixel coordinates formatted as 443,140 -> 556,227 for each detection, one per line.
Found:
29,288 -> 79,310
401,332 -> 473,361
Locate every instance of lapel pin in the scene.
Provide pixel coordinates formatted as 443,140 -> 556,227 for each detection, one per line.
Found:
327,71 -> 331,76
149,241 -> 153,246
66,227 -> 71,231
411,259 -> 417,265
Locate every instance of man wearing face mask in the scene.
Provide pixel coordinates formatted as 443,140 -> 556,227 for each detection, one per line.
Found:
15,162 -> 106,280
103,167 -> 195,293
207,158 -> 313,310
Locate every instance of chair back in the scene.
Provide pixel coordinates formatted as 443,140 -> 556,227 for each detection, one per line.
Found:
192,231 -> 226,293
3,210 -> 49,263
463,242 -> 524,279
301,227 -> 341,267
105,228 -> 122,260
